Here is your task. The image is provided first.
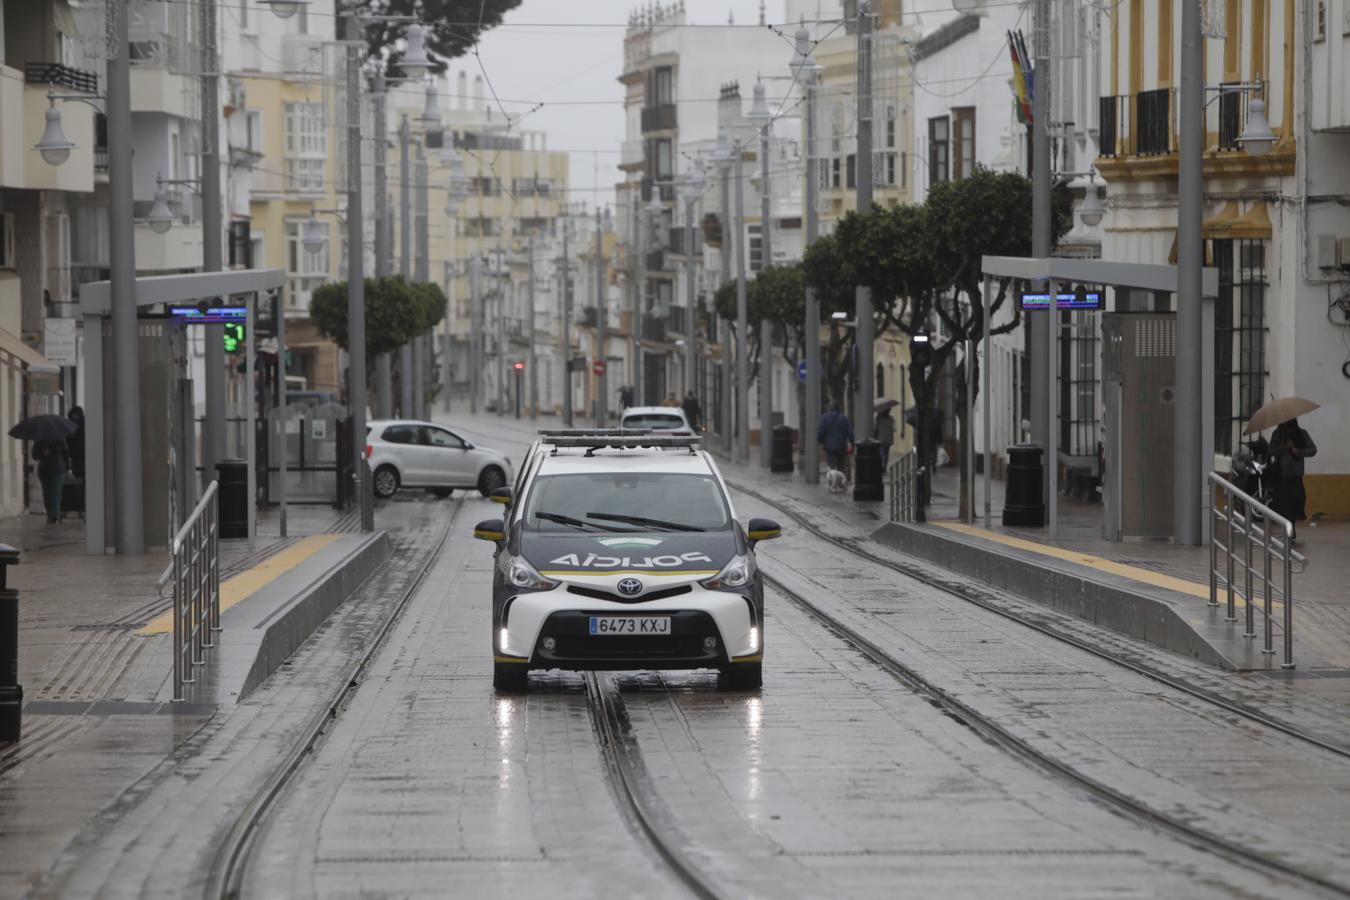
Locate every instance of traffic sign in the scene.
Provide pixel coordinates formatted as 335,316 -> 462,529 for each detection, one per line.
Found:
797,360 -> 808,383
593,359 -> 606,376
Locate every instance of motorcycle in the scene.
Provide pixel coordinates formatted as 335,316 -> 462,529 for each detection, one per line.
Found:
1231,437 -> 1275,511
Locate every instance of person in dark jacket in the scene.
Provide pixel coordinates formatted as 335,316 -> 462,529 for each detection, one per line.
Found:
875,407 -> 896,468
1268,417 -> 1317,542
33,438 -> 70,524
817,402 -> 854,472
681,391 -> 702,432
67,406 -> 86,480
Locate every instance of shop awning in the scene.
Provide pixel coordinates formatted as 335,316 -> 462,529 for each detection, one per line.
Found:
0,326 -> 60,373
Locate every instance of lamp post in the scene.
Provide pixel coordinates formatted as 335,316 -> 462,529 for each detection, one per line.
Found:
792,26 -> 824,483
561,216 -> 574,427
679,172 -> 704,398
398,115 -> 414,417
442,148 -> 468,414
372,70 -> 392,420
414,142 -> 429,420
734,139 -> 750,464
854,0 -> 875,442
714,130 -> 735,454
595,206 -> 607,426
748,81 -> 774,466
199,0 -> 225,501
341,7 -> 368,503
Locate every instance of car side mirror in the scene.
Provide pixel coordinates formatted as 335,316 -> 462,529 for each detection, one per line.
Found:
473,518 -> 506,542
746,517 -> 782,545
490,486 -> 513,506
463,441 -> 474,450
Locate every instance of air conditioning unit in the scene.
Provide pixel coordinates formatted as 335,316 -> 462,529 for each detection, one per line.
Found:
0,213 -> 15,268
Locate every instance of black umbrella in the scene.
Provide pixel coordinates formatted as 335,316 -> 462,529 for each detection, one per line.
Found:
8,414 -> 79,442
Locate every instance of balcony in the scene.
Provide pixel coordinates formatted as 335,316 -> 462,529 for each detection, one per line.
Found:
646,248 -> 666,271
640,104 -> 677,133
24,63 -> 99,95
642,314 -> 667,343
1098,89 -> 1177,158
668,226 -> 702,256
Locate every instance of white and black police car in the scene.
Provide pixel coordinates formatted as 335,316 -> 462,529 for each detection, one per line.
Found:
472,430 -> 781,692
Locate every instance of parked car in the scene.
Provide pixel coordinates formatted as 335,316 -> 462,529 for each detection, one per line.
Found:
366,420 -> 513,500
619,406 -> 694,435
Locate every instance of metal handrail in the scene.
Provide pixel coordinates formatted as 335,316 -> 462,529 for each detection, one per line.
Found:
886,448 -> 919,523
1208,472 -> 1304,669
172,481 -> 221,700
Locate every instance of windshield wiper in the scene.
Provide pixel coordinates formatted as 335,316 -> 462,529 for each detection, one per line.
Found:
534,512 -> 630,532
585,512 -> 705,532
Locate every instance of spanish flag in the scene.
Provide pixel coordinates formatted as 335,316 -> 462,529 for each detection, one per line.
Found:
1008,29 -> 1033,126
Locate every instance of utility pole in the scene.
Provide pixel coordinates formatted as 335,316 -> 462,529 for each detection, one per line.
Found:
1175,0 -> 1203,544
415,143 -> 429,420
853,0 -> 875,441
631,192 -> 642,405
561,221 -> 574,426
799,28 -> 822,484
108,0 -> 143,553
398,115 -> 413,418
758,106 -> 774,467
1030,0 -> 1052,502
683,189 -> 697,396
343,10 -> 368,502
527,234 -> 537,419
595,207 -> 608,426
372,72 -> 392,420
496,239 -> 505,417
470,255 -> 480,414
734,144 -> 750,465
718,146 -> 733,453
200,0 -> 224,499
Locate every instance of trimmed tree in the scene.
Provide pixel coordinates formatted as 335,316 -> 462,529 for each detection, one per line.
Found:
351,1 -> 523,74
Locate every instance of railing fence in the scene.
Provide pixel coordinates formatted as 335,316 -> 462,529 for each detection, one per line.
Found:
886,447 -> 919,523
172,480 -> 221,700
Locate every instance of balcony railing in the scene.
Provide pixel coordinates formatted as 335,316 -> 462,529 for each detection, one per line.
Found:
642,314 -> 667,342
646,248 -> 666,271
640,104 -> 677,133
1098,89 -> 1178,158
668,227 -> 702,256
24,63 -> 99,94
94,147 -> 109,174
1215,83 -> 1262,151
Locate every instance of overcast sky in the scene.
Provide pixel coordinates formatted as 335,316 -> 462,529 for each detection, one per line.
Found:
463,1 -> 773,208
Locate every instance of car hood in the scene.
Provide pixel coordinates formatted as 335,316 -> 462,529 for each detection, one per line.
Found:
521,530 -> 737,580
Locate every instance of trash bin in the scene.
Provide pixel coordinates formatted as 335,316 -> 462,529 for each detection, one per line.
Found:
1002,444 -> 1045,527
770,425 -> 795,473
853,439 -> 884,502
0,543 -> 21,743
216,458 -> 249,539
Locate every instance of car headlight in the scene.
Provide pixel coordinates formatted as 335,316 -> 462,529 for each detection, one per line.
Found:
501,554 -> 558,592
700,554 -> 756,591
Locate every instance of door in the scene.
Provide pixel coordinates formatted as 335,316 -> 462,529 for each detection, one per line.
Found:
380,424 -> 427,483
422,425 -> 472,485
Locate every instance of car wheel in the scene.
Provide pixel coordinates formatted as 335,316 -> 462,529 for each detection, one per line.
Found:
718,662 -> 762,691
431,488 -> 454,499
493,662 -> 529,693
478,465 -> 506,497
373,464 -> 400,499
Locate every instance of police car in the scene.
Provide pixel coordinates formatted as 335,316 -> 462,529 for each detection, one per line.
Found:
472,430 -> 781,693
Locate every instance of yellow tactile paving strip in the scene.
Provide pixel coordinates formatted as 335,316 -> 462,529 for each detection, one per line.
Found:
137,534 -> 344,636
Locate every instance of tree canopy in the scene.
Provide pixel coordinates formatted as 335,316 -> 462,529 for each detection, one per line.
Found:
352,0 -> 523,76
310,275 -> 445,356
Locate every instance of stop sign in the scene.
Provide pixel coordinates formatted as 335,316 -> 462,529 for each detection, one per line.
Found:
593,359 -> 606,376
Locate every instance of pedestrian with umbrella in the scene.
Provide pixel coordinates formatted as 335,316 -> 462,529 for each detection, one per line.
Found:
9,415 -> 78,524
1246,397 -> 1319,543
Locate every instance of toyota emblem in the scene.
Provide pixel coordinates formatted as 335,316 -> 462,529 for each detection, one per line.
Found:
617,577 -> 643,596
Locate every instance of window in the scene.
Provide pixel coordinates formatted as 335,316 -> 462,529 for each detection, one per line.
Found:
465,218 -> 496,237
424,427 -> 465,449
952,107 -> 976,180
245,110 -> 263,154
1212,238 -> 1268,456
886,105 -> 897,149
748,223 -> 763,272
831,157 -> 842,189
928,116 -> 950,186
648,66 -> 674,106
846,153 -> 856,189
284,102 -> 325,192
522,473 -> 731,532
381,424 -> 421,445
1315,0 -> 1326,38
285,219 -> 329,309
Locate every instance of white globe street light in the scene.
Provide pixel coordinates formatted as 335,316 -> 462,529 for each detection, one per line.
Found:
789,27 -> 822,77
146,187 -> 175,235
952,0 -> 983,15
400,24 -> 433,80
420,80 -> 441,127
1078,179 -> 1104,227
302,217 -> 327,255
261,0 -> 306,19
746,81 -> 772,127
1238,96 -> 1276,158
34,101 -> 76,166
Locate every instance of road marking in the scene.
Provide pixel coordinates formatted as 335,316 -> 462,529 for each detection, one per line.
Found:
137,534 -> 344,636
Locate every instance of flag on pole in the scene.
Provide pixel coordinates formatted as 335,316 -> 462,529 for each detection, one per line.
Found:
1008,30 -> 1033,126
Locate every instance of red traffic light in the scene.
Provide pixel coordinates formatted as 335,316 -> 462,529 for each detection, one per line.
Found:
512,361 -> 525,371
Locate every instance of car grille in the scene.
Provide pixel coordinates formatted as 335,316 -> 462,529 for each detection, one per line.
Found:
550,635 -> 707,659
566,584 -> 693,604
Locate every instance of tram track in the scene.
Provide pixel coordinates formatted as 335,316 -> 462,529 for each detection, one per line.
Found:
731,480 -> 1350,762
759,571 -> 1350,899
205,499 -> 462,900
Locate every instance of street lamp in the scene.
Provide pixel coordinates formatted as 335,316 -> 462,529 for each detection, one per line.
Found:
34,99 -> 75,166
790,25 -> 825,483
420,80 -> 441,127
146,188 -> 175,235
1077,179 -> 1104,227
400,24 -> 433,79
1238,96 -> 1276,157
261,0 -> 307,19
302,217 -> 328,255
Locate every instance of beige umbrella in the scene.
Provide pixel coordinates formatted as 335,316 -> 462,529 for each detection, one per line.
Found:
1244,396 -> 1319,434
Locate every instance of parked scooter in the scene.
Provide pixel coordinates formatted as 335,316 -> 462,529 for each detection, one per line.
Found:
1231,436 -> 1276,510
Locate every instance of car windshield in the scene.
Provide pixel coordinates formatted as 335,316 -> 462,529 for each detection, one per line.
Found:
523,473 -> 730,532
622,413 -> 686,430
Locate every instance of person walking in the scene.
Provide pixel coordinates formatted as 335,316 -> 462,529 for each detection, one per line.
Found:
817,402 -> 855,474
681,390 -> 702,433
67,406 -> 86,479
1268,417 -> 1317,543
33,437 -> 70,524
875,407 -> 895,468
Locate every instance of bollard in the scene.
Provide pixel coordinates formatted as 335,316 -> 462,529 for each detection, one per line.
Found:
1002,444 -> 1045,527
0,543 -> 21,743
853,439 -> 884,502
770,425 -> 795,473
216,458 -> 249,540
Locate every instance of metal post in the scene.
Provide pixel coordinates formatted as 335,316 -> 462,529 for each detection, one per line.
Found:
562,224 -> 574,427
982,273 -> 992,527
719,157 -> 734,454
415,144 -> 429,420
1031,0 -> 1052,499
758,118 -> 773,467
245,292 -> 256,548
528,234 -> 537,418
965,328 -> 974,523
373,73 -> 392,420
1262,528 -> 1274,655
853,0 -> 875,441
278,286 -> 287,538
470,255 -> 480,414
108,0 -> 144,554
684,192 -> 697,395
343,11 -> 368,521
1046,278 -> 1058,539
200,0 -> 225,499
804,72 -> 821,484
595,208 -> 607,426
734,147 -> 750,464
1175,0 -> 1204,545
1242,506 -> 1253,627
1283,526 -> 1294,668
632,192 -> 643,405
496,243 -> 506,417
399,117 -> 413,417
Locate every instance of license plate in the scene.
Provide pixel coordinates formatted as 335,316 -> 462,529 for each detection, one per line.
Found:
589,616 -> 671,636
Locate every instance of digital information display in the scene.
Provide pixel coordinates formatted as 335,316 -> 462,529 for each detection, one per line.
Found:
1018,291 -> 1103,311
168,306 -> 248,324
